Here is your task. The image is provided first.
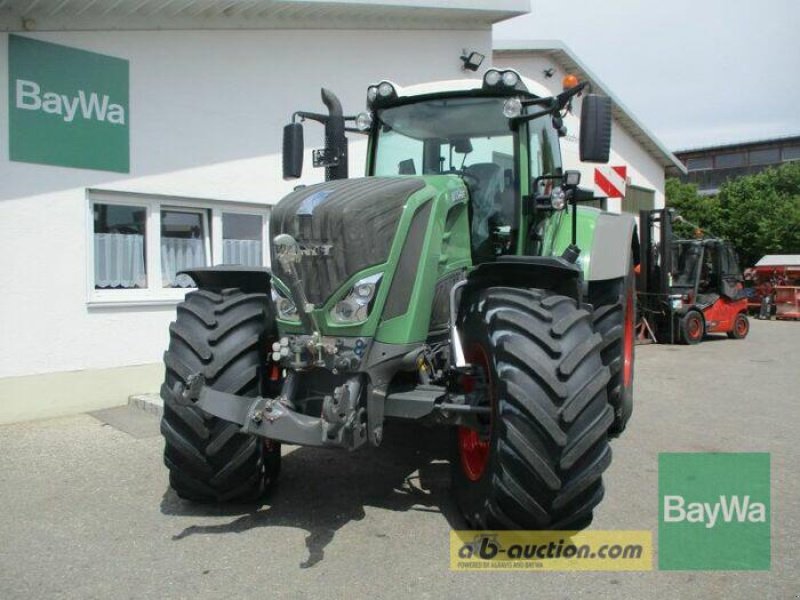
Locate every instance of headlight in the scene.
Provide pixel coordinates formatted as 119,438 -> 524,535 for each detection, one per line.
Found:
484,69 -> 501,86
503,96 -> 522,118
355,111 -> 373,131
367,85 -> 378,105
501,70 -> 519,87
330,273 -> 382,324
551,187 -> 567,210
271,285 -> 300,322
378,82 -> 395,97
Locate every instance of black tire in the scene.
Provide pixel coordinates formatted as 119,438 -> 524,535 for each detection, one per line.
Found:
727,313 -> 749,339
679,310 -> 704,345
160,287 -> 280,503
588,269 -> 635,438
451,287 -> 613,530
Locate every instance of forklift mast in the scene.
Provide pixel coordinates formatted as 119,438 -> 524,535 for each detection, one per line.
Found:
639,209 -> 673,297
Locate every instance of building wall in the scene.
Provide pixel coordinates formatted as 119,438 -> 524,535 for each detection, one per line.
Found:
493,52 -> 666,213
0,29 -> 490,416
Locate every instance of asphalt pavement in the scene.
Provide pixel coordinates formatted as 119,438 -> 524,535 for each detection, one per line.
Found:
0,319 -> 798,599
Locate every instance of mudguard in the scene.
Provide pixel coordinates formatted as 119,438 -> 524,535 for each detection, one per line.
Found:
179,266 -> 272,294
587,212 -> 639,281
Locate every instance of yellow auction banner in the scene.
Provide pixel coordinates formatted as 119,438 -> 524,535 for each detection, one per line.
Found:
450,530 -> 652,571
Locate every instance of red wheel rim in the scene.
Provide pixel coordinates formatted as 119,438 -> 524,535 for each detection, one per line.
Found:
457,344 -> 493,481
688,315 -> 702,339
736,316 -> 748,336
623,284 -> 635,388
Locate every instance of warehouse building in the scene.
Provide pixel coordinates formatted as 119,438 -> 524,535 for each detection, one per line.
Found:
667,135 -> 800,195
0,1 -> 679,422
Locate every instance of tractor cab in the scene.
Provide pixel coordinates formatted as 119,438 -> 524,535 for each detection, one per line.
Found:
282,69 -> 614,271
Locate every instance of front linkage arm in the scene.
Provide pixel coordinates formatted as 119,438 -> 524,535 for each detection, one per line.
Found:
173,372 -> 369,449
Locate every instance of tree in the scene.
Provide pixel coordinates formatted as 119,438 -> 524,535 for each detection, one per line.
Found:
666,162 -> 800,267
664,178 -> 721,238
716,162 -> 800,267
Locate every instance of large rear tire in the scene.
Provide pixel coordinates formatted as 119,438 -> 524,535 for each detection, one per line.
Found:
451,287 -> 613,530
588,269 -> 635,438
160,288 -> 280,503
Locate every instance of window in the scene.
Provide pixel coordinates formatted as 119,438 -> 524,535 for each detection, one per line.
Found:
88,192 -> 268,305
686,157 -> 712,171
782,145 -> 800,161
223,213 -> 264,266
749,148 -> 779,166
715,152 -> 745,169
372,97 -> 521,261
161,209 -> 209,288
93,203 -> 147,289
621,185 -> 656,214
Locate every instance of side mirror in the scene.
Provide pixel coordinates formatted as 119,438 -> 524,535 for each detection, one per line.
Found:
579,94 -> 611,163
282,122 -> 304,179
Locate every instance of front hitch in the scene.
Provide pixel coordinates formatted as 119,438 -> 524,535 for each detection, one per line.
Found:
179,373 -> 368,450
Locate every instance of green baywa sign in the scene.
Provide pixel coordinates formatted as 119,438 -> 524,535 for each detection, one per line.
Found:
8,35 -> 129,173
658,452 -> 771,570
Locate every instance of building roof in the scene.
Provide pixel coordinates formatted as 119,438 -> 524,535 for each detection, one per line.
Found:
755,255 -> 800,268
673,134 -> 800,156
494,39 -> 686,174
0,0 -> 529,31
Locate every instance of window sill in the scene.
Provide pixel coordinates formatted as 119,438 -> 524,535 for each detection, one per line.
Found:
87,289 -> 196,309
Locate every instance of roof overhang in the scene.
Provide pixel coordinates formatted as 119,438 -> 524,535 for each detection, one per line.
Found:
493,39 -> 687,174
0,0 -> 530,31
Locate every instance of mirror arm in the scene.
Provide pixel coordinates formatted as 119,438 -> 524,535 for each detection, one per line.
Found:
292,110 -> 328,125
554,80 -> 589,110
511,106 -> 556,124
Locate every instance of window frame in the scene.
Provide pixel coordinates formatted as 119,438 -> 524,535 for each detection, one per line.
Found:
87,190 -> 270,307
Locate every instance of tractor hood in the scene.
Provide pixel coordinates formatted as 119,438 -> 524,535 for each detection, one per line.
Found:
270,177 -> 426,306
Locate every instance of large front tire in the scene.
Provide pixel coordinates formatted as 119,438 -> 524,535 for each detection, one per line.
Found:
160,288 -> 280,503
451,287 -> 613,530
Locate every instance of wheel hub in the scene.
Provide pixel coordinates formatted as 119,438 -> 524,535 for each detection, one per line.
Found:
457,344 -> 493,481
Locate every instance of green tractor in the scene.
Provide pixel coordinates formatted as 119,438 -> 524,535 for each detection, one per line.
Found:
160,68 -> 638,530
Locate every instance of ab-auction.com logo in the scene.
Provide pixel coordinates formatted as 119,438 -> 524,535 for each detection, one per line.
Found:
658,453 -> 770,570
449,530 -> 652,571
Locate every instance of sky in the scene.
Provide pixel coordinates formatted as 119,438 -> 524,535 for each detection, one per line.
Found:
493,0 -> 800,151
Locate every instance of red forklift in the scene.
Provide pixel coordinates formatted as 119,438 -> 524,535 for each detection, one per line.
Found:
638,209 -> 749,344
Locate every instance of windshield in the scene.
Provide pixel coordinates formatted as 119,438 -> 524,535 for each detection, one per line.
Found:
373,96 -> 560,260
671,241 -> 703,287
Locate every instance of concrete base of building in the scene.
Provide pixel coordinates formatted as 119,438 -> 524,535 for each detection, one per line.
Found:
0,363 -> 162,425
128,392 -> 163,418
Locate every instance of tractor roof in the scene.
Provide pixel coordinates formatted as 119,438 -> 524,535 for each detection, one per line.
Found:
394,73 -> 552,101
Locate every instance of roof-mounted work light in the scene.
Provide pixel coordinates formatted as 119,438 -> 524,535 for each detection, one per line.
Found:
460,50 -> 485,72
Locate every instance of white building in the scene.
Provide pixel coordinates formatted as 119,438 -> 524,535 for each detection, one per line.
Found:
0,1 -> 680,423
